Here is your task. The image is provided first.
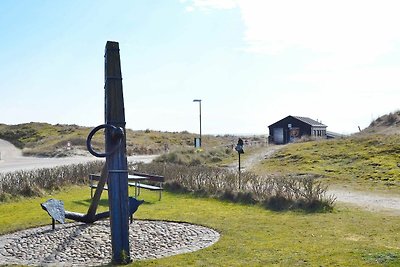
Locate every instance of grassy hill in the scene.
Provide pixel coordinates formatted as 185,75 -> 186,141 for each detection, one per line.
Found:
254,111 -> 400,192
0,122 -> 265,157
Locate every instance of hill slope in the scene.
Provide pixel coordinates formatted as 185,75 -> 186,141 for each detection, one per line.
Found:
361,110 -> 400,135
0,123 -> 262,157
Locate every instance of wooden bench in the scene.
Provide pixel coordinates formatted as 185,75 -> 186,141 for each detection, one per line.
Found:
89,172 -> 164,200
128,172 -> 164,201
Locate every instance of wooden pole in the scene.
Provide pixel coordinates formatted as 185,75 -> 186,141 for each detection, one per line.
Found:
238,152 -> 241,189
104,41 -> 131,264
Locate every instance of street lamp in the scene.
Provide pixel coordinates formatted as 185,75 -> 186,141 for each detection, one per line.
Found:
193,99 -> 202,147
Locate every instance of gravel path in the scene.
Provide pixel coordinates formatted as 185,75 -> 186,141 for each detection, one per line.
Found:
0,220 -> 220,266
227,144 -> 285,171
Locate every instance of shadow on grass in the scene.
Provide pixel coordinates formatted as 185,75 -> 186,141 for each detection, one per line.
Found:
72,198 -> 109,207
262,196 -> 334,213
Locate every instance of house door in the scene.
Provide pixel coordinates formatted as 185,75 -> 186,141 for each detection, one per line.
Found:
273,128 -> 284,144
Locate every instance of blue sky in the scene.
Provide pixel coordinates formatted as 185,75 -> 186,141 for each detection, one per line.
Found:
1,0 -> 400,135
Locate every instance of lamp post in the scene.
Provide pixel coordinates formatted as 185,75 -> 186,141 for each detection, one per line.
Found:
193,99 -> 202,147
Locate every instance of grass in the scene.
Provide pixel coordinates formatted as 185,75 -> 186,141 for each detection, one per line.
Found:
153,143 -> 269,168
254,135 -> 400,193
154,146 -> 237,167
1,186 -> 400,266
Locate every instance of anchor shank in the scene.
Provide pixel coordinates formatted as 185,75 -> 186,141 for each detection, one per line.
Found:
104,41 -> 130,264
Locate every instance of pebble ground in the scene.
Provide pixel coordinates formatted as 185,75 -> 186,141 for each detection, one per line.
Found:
0,220 -> 220,266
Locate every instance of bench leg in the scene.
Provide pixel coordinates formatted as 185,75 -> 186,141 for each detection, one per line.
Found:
134,182 -> 141,197
52,218 -> 55,230
134,184 -> 138,198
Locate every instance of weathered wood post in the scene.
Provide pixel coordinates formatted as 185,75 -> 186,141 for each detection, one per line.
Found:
104,41 -> 131,264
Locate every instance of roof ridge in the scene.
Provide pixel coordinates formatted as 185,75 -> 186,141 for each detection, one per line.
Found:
291,115 -> 326,127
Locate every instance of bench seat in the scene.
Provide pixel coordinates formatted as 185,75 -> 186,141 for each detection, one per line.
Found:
90,184 -> 108,191
89,172 -> 164,200
128,182 -> 162,191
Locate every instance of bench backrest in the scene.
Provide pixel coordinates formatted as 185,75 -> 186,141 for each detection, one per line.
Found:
89,173 -> 164,183
131,171 -> 165,183
89,174 -> 103,182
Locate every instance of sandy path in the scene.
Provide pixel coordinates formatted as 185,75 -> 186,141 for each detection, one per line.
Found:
328,188 -> 400,215
0,139 -> 22,160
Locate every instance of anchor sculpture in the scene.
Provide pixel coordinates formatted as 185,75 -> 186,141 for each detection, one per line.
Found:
41,41 -> 140,264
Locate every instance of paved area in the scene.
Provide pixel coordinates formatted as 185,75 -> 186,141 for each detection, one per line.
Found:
0,220 -> 220,266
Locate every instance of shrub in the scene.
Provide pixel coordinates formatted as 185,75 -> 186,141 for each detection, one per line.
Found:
135,162 -> 335,212
386,112 -> 398,125
0,161 -> 104,200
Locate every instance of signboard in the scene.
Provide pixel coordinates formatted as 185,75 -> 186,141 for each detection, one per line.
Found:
194,137 -> 201,148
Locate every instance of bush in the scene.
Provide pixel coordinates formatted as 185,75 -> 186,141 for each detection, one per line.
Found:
0,161 -> 104,200
135,162 -> 335,212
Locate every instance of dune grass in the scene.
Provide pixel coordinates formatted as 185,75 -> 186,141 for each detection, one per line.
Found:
0,186 -> 399,266
254,135 -> 400,193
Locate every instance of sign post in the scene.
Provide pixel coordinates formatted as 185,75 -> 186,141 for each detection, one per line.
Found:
235,138 -> 244,189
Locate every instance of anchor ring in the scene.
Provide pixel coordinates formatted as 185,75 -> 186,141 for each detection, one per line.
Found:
86,124 -> 124,158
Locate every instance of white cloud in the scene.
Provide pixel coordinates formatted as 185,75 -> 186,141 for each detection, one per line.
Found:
184,0 -> 238,11
237,0 -> 400,60
186,6 -> 195,12
184,0 -> 400,64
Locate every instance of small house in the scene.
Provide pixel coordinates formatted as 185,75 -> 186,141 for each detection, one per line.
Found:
268,115 -> 327,144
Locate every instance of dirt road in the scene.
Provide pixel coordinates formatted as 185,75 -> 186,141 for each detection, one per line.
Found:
0,139 -> 157,173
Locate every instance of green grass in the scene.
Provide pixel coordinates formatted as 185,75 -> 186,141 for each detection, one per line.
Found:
255,135 -> 400,192
1,186 -> 399,266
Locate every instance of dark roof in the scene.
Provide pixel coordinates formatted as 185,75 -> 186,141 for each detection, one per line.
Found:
292,116 -> 326,127
268,115 -> 327,127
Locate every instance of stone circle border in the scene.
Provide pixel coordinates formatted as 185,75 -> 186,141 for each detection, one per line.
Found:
0,219 -> 220,266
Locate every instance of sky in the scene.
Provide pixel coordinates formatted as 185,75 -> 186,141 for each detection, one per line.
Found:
1,0 -> 400,135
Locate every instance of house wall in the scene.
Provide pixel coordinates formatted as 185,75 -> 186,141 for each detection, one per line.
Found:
311,127 -> 327,137
269,116 -> 326,144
